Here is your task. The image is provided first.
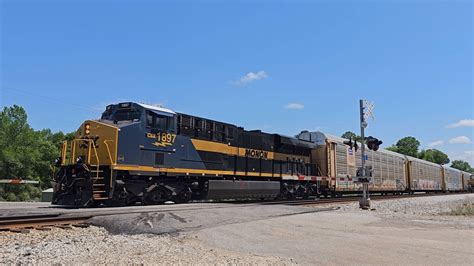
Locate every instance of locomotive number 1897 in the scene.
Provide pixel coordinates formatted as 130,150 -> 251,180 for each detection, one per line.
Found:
147,132 -> 177,147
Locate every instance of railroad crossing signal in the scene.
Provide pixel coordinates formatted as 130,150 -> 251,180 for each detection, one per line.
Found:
365,136 -> 383,151
363,100 -> 375,122
343,137 -> 359,152
359,99 -> 375,209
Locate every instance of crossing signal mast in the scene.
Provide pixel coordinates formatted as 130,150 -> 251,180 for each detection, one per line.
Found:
357,99 -> 382,209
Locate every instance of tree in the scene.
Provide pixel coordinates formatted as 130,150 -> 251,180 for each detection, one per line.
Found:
0,105 -> 40,200
0,105 -> 73,201
390,136 -> 420,157
419,149 -> 450,165
385,146 -> 399,153
451,160 -> 473,173
341,131 -> 362,142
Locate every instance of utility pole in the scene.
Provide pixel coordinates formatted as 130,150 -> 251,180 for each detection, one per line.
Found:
359,99 -> 371,209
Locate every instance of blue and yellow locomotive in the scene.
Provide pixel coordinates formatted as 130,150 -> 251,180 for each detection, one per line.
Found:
52,102 -> 324,207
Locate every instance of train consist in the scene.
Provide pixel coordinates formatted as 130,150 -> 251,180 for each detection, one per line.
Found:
297,132 -> 472,194
52,102 -> 472,207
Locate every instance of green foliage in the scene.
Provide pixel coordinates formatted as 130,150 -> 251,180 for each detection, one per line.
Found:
385,146 -> 399,152
419,149 -> 450,165
451,160 -> 473,173
390,136 -> 420,157
0,105 -> 72,202
341,131 -> 362,142
386,136 -> 452,165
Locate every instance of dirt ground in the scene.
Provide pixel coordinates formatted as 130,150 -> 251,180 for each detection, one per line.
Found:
193,209 -> 473,265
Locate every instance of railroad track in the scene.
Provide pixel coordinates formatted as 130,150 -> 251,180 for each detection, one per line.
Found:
0,192 -> 467,232
0,214 -> 91,232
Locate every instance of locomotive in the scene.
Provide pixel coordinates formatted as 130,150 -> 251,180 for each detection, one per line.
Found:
52,102 -> 471,207
52,102 -> 324,207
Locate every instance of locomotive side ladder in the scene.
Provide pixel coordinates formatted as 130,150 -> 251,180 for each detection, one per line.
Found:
90,164 -> 108,200
86,139 -> 108,201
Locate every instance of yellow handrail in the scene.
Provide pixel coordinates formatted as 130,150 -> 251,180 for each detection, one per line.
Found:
87,140 -> 92,165
88,139 -> 100,179
104,140 -> 115,165
71,140 -> 76,165
61,141 -> 67,166
69,139 -> 101,179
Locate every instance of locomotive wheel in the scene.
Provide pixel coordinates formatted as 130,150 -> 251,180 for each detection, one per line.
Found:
106,188 -> 131,207
144,188 -> 169,205
175,187 -> 192,203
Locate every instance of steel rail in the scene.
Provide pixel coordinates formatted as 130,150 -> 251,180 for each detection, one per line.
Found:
0,216 -> 92,231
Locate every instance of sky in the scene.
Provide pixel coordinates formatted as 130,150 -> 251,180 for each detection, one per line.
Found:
1,0 -> 473,165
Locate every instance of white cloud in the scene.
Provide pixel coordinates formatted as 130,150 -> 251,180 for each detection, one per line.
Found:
446,119 -> 474,128
235,71 -> 268,85
428,140 -> 444,148
449,150 -> 474,166
448,136 -> 472,144
285,103 -> 304,110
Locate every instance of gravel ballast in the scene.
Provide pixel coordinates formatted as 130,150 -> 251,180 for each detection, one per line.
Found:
336,193 -> 474,216
0,226 -> 289,264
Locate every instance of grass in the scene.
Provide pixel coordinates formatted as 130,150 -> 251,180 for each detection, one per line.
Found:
449,199 -> 474,216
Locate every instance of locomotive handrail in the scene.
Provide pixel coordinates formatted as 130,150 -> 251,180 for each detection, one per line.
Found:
61,141 -> 67,166
86,139 -> 100,179
71,140 -> 76,165
61,139 -> 101,178
103,140 -> 115,165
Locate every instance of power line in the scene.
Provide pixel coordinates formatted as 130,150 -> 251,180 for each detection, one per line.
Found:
1,87 -> 102,113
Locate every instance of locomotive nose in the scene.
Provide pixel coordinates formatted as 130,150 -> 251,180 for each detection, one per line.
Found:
75,120 -> 119,166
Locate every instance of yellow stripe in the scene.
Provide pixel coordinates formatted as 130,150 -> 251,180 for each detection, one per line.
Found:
112,164 -> 278,178
190,139 -> 240,156
191,138 -> 275,159
190,138 -> 309,162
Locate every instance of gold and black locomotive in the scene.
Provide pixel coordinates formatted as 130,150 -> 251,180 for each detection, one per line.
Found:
52,102 -> 326,207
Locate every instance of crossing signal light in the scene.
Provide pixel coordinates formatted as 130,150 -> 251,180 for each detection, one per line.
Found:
365,136 -> 383,151
343,137 -> 359,152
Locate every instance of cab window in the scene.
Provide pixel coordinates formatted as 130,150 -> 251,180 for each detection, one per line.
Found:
146,111 -> 175,131
108,109 -> 141,122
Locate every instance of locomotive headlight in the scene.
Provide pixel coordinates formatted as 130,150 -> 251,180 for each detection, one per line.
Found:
85,124 -> 91,135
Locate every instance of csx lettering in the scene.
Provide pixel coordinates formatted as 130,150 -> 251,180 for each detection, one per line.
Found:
147,132 -> 176,147
245,149 -> 268,159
